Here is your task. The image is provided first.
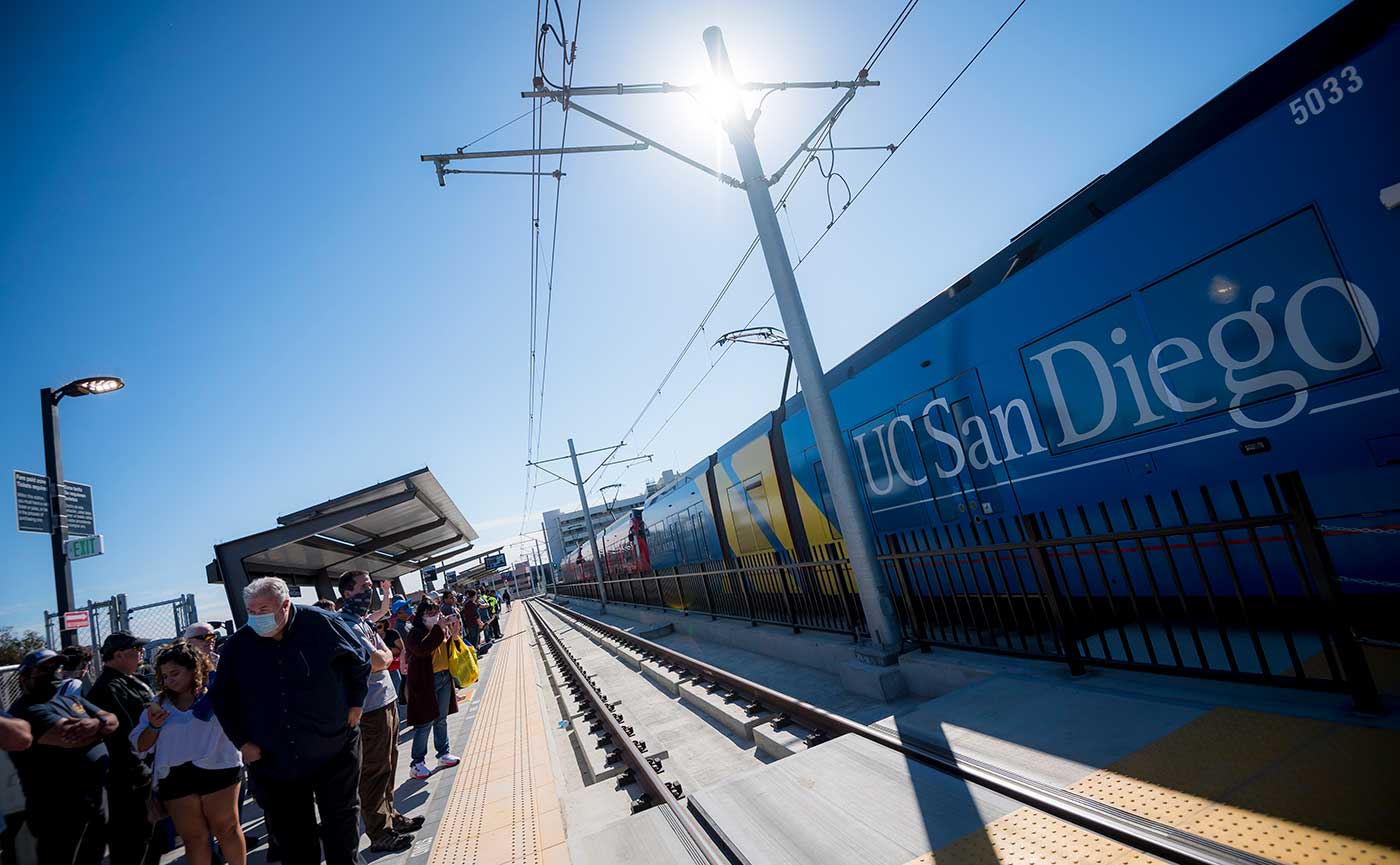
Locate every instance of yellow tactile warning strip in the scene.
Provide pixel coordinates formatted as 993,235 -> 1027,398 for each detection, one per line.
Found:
902,809 -> 1150,865
906,706 -> 1400,865
428,610 -> 570,865
1065,707 -> 1400,865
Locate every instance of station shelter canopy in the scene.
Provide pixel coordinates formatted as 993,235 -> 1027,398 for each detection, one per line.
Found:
209,468 -> 478,622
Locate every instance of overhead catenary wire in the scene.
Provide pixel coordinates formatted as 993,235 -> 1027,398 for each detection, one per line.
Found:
521,0 -> 583,535
795,0 -> 1029,265
596,0 -> 1028,490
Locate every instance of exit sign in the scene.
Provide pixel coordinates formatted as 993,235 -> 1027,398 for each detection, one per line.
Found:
65,534 -> 104,560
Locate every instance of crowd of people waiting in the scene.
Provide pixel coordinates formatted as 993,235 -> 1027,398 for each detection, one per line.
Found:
0,573 -> 513,865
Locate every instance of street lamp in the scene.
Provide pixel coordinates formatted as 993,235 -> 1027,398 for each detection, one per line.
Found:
42,375 -> 125,648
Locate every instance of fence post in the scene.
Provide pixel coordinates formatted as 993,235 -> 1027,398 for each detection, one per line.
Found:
735,562 -> 758,626
777,554 -> 800,633
1277,471 -> 1382,714
1021,517 -> 1086,677
674,572 -> 688,615
700,564 -> 718,620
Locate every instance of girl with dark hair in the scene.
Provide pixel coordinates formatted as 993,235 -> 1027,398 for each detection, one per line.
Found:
132,640 -> 245,865
403,598 -> 461,780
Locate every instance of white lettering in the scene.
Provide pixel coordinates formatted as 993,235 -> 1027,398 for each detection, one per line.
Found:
853,426 -> 896,496
988,399 -> 1047,460
1110,326 -> 1165,427
1206,285 -> 1307,428
960,414 -> 1004,470
1147,337 -> 1216,413
886,415 -> 928,487
1027,339 -> 1118,447
921,398 -> 966,479
1284,278 -> 1380,371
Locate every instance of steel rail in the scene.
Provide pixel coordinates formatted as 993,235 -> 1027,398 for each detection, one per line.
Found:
524,602 -> 733,865
534,597 -> 1282,865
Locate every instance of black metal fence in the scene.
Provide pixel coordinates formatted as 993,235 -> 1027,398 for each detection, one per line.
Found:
555,547 -> 868,639
554,471 -> 1385,711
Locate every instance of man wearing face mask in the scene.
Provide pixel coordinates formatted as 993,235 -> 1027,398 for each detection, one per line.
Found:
86,632 -> 157,865
209,577 -> 371,865
336,571 -> 422,853
7,648 -> 119,865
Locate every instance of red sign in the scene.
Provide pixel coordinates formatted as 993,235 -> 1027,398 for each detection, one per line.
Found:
61,610 -> 90,631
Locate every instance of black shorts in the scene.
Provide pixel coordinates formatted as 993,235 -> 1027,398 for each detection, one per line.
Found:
157,762 -> 241,801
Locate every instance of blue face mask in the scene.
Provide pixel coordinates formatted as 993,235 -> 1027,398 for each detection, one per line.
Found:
248,611 -> 281,637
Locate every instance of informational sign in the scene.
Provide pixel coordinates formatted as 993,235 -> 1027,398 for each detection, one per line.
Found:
64,482 -> 94,536
13,471 -> 95,535
483,552 -> 506,569
287,584 -> 303,598
14,471 -> 49,533
64,534 -> 104,560
61,610 -> 90,631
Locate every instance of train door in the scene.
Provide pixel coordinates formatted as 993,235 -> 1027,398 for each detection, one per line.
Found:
917,369 -> 1019,523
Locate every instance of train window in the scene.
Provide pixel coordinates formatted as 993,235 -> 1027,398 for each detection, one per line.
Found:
1021,208 -> 1378,452
725,474 -> 771,554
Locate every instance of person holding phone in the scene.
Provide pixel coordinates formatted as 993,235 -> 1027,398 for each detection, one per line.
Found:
132,642 -> 243,865
403,598 -> 461,781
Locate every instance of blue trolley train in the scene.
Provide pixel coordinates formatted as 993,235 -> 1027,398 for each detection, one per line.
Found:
562,0 -> 1399,702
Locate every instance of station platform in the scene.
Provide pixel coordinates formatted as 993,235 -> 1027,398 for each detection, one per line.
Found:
148,598 -> 1395,865
541,596 -> 1400,865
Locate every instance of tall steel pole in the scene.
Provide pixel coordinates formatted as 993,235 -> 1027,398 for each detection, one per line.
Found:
40,388 -> 76,649
532,538 -> 547,594
704,27 -> 901,658
568,438 -> 609,611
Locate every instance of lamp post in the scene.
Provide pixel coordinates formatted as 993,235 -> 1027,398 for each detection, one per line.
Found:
41,376 -> 125,649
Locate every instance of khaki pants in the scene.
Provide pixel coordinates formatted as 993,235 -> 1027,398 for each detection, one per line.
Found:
359,701 -> 400,842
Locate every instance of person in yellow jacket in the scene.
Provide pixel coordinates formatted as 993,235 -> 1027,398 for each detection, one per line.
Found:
485,591 -> 502,640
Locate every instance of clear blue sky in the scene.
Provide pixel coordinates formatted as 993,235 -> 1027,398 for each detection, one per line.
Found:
0,0 -> 1343,632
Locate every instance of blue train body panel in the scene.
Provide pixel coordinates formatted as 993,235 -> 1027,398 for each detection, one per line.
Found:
600,4 -> 1398,623
775,10 -> 1400,597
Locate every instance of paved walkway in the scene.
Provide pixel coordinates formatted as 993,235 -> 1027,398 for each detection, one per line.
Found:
426,606 -> 568,865
148,604 -> 568,865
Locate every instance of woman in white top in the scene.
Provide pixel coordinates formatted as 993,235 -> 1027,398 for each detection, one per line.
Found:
131,640 -> 245,865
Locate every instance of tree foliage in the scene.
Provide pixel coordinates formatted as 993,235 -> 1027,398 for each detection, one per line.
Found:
0,626 -> 47,666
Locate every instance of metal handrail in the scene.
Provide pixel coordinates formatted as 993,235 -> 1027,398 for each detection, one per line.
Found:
534,597 -> 1280,865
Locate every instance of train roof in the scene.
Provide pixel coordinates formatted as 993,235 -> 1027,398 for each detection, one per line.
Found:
780,0 -> 1398,417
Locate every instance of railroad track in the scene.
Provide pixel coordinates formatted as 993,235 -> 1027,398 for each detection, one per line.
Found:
525,597 -> 1285,865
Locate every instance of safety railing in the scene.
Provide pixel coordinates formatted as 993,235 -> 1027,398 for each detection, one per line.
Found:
0,665 -> 20,710
554,470 -> 1385,711
557,552 -> 868,640
878,471 -> 1381,710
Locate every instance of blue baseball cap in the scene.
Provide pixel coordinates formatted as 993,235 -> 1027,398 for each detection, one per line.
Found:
390,600 -> 412,615
18,648 -> 60,671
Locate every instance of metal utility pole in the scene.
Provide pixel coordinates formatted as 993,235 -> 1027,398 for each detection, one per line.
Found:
704,27 -> 900,658
527,440 -> 652,614
422,27 -> 899,657
40,389 -> 75,649
567,438 -> 609,610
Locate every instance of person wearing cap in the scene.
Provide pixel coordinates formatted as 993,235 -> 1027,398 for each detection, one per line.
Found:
7,648 -> 118,865
87,632 -> 158,865
209,577 -> 370,865
182,622 -> 221,667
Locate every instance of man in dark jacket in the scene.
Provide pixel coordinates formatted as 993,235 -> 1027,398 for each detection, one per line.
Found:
7,648 -> 118,865
85,632 -> 156,865
210,577 -> 371,865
